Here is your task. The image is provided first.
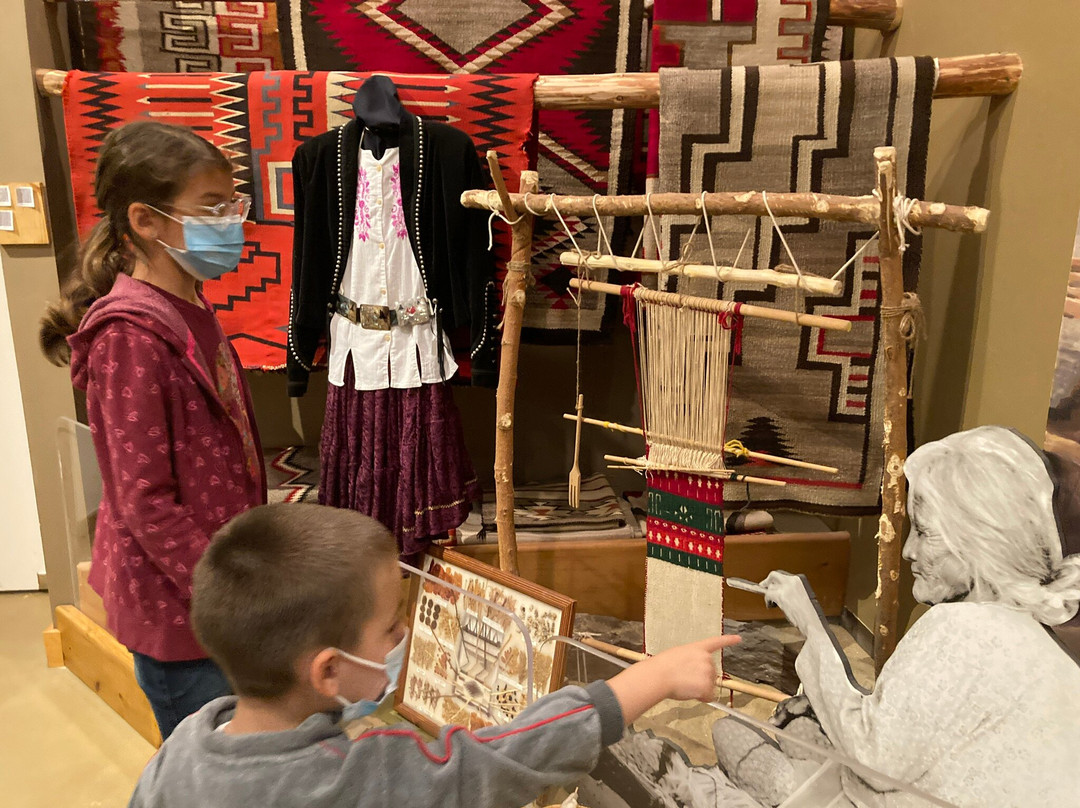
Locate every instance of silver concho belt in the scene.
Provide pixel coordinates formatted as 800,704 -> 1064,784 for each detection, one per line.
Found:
335,293 -> 434,331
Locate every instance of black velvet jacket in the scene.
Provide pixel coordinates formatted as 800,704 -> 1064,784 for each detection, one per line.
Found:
287,112 -> 498,396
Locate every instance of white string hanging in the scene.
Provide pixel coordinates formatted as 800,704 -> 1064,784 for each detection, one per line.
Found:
831,232 -> 880,280
825,192 -> 922,283
552,194 -> 591,507
485,207 -> 523,252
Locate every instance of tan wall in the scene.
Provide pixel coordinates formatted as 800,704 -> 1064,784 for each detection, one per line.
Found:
1,0 -> 78,605
845,3 -> 1080,633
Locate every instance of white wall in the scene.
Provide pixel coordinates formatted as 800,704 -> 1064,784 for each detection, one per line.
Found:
0,251 -> 45,590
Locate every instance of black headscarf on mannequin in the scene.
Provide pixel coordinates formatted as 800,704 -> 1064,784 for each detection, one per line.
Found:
353,75 -> 407,159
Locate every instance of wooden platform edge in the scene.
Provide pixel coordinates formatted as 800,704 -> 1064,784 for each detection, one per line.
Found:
54,604 -> 162,748
43,627 -> 64,667
455,531 -> 850,623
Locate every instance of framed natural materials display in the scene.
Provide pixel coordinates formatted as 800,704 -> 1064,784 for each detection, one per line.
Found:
395,547 -> 576,736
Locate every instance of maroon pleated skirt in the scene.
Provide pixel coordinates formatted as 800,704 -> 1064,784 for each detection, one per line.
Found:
319,359 -> 481,558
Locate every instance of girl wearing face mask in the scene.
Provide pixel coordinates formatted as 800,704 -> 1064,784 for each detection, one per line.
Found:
40,121 -> 266,740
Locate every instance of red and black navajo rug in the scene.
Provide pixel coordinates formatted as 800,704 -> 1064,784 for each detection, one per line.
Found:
264,445 -> 320,503
69,1 -> 285,71
277,0 -> 648,332
62,69 -> 534,370
656,58 -> 937,513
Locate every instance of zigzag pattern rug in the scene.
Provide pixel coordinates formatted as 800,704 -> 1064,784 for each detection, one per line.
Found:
61,69 -> 534,370
264,445 -> 320,503
657,57 -> 936,512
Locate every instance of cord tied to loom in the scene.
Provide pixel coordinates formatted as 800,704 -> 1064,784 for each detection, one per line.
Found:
872,189 -> 924,254
880,291 -> 925,399
717,301 -> 744,356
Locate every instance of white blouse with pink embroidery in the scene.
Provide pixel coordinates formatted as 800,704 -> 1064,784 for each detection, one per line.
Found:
328,146 -> 458,390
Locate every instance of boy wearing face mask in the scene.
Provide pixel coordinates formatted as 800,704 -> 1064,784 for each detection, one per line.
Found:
127,503 -> 739,808
41,122 -> 266,742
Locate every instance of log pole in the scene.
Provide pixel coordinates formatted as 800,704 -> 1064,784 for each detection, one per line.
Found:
827,0 -> 902,31
570,278 -> 852,332
493,169 -> 538,575
560,252 -> 844,296
36,54 -> 1021,106
872,147 -> 908,673
464,190 -> 989,235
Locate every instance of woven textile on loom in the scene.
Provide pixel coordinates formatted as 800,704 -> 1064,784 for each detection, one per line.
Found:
61,70 -> 534,371
656,57 -> 937,512
644,473 -> 726,659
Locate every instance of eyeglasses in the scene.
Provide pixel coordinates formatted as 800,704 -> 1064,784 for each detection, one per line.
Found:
168,195 -> 252,220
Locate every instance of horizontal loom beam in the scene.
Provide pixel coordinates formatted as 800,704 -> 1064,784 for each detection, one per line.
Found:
463,190 -> 989,235
569,278 -> 853,332
34,53 -> 1020,105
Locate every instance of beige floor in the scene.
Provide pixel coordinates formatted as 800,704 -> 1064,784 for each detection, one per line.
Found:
0,591 -> 153,807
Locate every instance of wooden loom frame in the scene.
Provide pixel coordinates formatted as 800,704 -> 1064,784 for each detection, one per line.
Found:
461,56 -> 1016,671
33,51 -> 1018,684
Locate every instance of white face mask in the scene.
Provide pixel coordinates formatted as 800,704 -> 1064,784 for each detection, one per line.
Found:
333,631 -> 409,722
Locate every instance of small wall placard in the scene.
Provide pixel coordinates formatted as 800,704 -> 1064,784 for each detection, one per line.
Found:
0,182 -> 50,245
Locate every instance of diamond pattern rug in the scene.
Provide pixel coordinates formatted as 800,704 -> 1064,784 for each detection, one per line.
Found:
279,0 -> 647,332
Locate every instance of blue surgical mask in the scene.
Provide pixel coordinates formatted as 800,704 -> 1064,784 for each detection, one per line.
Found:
151,207 -> 246,281
334,631 -> 409,722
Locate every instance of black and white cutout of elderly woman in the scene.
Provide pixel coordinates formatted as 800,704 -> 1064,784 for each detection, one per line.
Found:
711,425 -> 1080,808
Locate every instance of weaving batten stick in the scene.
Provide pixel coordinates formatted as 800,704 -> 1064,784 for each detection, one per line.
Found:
493,168 -> 539,576
604,455 -> 787,488
559,252 -> 843,295
568,394 -> 584,508
463,190 -> 989,235
560,413 -> 839,474
569,278 -> 851,332
872,147 -> 908,673
38,55 -> 1021,106
577,638 -> 790,702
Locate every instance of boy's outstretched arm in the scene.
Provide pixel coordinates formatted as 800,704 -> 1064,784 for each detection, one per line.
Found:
607,635 -> 741,725
361,635 -> 741,808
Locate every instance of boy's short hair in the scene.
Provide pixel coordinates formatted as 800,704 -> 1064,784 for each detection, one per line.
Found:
192,503 -> 399,699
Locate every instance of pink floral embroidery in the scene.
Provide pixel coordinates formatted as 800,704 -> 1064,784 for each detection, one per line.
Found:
354,165 -> 372,242
390,163 -> 407,240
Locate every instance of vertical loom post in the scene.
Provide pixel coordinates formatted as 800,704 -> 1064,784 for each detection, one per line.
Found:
493,168 -> 539,575
873,146 -> 908,672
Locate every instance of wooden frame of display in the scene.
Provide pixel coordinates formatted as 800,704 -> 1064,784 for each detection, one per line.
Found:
395,547 -> 576,737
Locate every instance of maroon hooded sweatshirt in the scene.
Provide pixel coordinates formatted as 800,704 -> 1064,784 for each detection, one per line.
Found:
69,274 -> 266,661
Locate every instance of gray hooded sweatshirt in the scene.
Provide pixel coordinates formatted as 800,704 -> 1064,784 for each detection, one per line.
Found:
128,681 -> 623,807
